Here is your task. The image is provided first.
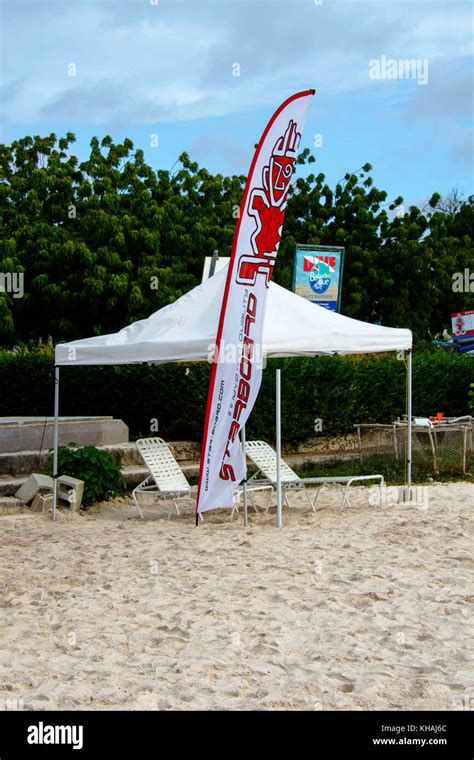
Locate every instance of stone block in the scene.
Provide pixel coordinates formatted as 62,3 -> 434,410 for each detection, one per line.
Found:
57,475 -> 84,510
15,474 -> 53,504
31,493 -> 53,513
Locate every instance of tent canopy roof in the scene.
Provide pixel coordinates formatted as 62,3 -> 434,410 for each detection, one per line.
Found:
55,266 -> 412,366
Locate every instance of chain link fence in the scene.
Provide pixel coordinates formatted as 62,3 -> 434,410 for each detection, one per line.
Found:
355,417 -> 474,475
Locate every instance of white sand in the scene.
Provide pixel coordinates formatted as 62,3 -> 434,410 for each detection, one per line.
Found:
0,482 -> 472,711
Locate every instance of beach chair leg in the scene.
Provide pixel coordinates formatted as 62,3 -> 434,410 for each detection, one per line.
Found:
340,484 -> 351,512
172,499 -> 180,516
248,492 -> 260,513
312,486 -> 323,511
372,481 -> 382,507
230,488 -> 242,519
304,488 -> 315,512
132,488 -> 144,519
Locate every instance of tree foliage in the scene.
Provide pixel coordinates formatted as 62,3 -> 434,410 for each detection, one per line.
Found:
0,133 -> 472,343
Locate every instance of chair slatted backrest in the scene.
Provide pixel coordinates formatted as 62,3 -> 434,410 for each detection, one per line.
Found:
136,438 -> 190,492
246,440 -> 301,484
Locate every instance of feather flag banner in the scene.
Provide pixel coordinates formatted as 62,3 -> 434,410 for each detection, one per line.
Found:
196,89 -> 315,515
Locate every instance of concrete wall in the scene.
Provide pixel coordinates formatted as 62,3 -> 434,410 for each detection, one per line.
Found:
0,417 -> 129,454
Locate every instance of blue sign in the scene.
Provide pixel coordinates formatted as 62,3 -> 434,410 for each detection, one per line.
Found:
292,245 -> 344,312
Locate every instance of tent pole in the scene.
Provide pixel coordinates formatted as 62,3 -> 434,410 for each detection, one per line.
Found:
209,249 -> 219,278
52,365 -> 60,522
276,369 -> 282,529
407,349 -> 413,499
242,424 -> 248,528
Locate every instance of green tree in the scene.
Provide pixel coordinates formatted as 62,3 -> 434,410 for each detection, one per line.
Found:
0,135 -> 472,344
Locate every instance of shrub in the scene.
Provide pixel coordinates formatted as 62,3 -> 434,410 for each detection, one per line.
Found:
1,348 -> 473,444
47,445 -> 126,507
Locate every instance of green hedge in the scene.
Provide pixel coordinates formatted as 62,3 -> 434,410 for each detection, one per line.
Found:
0,350 -> 473,444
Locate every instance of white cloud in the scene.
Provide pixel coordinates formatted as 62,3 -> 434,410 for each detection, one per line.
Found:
1,0 -> 472,126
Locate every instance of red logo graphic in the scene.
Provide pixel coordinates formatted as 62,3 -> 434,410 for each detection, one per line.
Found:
236,119 -> 301,287
455,314 -> 465,335
303,255 -> 336,272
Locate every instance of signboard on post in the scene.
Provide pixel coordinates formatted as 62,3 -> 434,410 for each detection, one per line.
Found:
202,257 -> 230,282
292,244 -> 344,312
451,310 -> 474,337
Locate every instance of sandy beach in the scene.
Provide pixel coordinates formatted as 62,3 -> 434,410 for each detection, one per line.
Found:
1,482 -> 472,711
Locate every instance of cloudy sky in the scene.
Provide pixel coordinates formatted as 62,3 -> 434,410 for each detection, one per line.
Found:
1,0 -> 472,205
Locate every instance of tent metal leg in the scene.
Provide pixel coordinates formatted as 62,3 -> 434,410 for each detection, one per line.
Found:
407,350 -> 413,499
276,368 -> 282,529
52,366 -> 60,522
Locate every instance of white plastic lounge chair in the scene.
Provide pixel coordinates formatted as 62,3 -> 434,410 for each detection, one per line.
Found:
132,437 -> 197,518
245,440 -> 314,510
245,440 -> 384,512
133,437 -> 273,519
229,482 -> 274,519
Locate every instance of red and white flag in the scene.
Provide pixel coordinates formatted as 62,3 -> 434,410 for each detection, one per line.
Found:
197,89 -> 314,515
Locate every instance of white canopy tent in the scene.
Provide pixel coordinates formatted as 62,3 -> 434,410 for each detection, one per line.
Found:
56,265 -> 411,365
53,266 -> 413,520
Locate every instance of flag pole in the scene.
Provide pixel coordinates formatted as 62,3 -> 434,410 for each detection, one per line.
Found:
242,424 -> 248,528
276,369 -> 282,528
